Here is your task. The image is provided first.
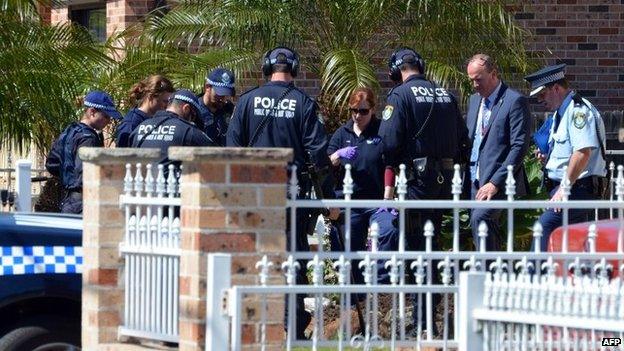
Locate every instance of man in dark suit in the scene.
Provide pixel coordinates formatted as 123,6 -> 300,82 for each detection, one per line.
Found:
466,54 -> 531,251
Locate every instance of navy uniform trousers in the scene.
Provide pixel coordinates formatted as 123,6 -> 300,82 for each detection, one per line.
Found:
406,166 -> 454,333
535,177 -> 597,252
329,208 -> 399,287
60,190 -> 83,214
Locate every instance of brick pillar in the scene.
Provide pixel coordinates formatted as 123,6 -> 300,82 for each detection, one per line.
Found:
50,6 -> 68,25
169,147 -> 291,351
79,148 -> 160,350
37,2 -> 51,24
107,0 -> 153,38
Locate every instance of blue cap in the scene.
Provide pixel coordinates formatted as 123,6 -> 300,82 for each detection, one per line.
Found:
524,64 -> 566,96
171,89 -> 203,116
83,91 -> 123,120
206,68 -> 235,96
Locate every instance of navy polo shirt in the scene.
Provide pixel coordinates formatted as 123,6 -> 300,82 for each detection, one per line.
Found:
226,81 -> 328,169
327,118 -> 386,199
379,74 -> 468,166
198,99 -> 233,146
116,108 -> 151,147
46,122 -> 103,190
130,110 -> 214,166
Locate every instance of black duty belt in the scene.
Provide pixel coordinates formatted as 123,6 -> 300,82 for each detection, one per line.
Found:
546,176 -> 596,192
430,158 -> 455,171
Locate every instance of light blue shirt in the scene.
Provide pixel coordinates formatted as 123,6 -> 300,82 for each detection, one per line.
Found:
546,92 -> 606,181
470,82 -> 502,181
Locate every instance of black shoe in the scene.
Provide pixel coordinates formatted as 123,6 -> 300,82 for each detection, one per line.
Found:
296,310 -> 312,340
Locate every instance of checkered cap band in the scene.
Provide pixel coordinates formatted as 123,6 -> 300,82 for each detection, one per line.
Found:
270,58 -> 294,65
173,94 -> 202,112
532,71 -> 565,89
84,101 -> 117,112
1,246 -> 83,275
206,79 -> 234,88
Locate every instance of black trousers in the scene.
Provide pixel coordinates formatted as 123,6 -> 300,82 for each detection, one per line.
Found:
406,167 -> 454,332
284,207 -> 315,338
60,191 -> 82,214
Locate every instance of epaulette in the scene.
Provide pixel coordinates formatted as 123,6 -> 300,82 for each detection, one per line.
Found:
387,82 -> 405,97
239,85 -> 260,97
291,85 -> 309,97
76,123 -> 98,139
572,92 -> 589,109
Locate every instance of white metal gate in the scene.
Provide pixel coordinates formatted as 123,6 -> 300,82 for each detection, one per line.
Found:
208,163 -> 624,350
118,163 -> 181,343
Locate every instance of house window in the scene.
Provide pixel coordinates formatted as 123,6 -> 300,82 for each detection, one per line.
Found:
70,7 -> 106,42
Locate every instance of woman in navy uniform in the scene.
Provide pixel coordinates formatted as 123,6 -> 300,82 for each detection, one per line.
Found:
46,91 -> 122,213
115,75 -> 175,147
327,87 -> 398,283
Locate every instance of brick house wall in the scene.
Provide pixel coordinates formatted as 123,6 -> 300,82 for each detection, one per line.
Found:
513,0 -> 624,111
40,1 -> 623,111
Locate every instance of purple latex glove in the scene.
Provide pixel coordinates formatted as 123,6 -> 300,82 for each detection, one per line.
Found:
375,207 -> 399,217
336,146 -> 358,160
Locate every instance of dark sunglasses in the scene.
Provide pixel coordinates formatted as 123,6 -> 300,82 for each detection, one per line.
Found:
349,108 -> 370,115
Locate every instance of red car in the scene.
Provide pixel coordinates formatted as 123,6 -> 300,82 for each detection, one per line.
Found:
548,219 -> 622,277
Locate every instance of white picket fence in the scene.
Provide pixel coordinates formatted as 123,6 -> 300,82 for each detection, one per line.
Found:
206,163 -> 624,350
460,260 -> 624,350
0,160 -> 47,212
118,163 -> 181,343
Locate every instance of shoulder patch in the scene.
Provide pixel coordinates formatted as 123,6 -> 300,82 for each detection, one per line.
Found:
382,105 -> 394,120
573,110 -> 587,129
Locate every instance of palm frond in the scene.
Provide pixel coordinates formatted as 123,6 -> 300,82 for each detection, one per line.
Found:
320,48 -> 379,113
0,14 -> 113,151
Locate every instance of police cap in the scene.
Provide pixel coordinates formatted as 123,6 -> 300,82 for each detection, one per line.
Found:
172,89 -> 203,116
84,90 -> 123,120
524,64 -> 566,96
206,68 -> 235,97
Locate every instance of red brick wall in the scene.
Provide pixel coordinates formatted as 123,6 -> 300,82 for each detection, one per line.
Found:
107,0 -> 153,37
47,0 -> 623,112
513,0 -> 624,111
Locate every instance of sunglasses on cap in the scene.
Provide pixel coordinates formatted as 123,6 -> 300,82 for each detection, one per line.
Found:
349,108 -> 370,115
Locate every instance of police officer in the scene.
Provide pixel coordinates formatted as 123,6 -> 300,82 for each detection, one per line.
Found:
226,46 -> 333,339
379,47 -> 470,249
131,89 -> 214,164
46,91 -> 122,213
379,47 -> 470,336
198,68 -> 235,146
115,75 -> 175,147
327,87 -> 398,283
525,64 -> 607,251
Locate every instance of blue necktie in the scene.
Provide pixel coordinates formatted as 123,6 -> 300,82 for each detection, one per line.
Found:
480,98 -> 492,135
470,98 -> 491,182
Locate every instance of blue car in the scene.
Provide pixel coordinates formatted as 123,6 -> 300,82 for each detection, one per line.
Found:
0,212 -> 82,350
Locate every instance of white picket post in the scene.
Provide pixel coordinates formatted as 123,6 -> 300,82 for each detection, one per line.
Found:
206,253 -> 232,351
15,160 -> 32,212
459,271 -> 487,350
